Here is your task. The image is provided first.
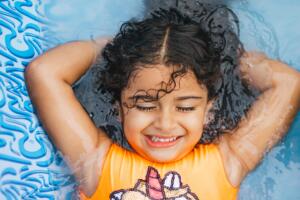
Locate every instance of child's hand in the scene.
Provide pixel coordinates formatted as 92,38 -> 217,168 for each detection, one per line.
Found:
240,51 -> 300,93
239,52 -> 273,91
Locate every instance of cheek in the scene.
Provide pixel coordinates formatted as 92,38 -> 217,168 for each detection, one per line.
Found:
179,111 -> 206,135
123,110 -> 154,136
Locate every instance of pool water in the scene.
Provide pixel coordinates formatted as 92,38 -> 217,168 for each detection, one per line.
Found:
0,0 -> 299,199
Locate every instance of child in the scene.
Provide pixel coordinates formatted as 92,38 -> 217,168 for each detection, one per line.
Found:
25,6 -> 300,200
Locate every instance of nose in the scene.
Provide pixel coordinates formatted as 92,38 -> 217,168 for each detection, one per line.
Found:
153,108 -> 176,132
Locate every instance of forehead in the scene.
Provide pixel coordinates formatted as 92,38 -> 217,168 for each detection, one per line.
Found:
122,64 -> 206,97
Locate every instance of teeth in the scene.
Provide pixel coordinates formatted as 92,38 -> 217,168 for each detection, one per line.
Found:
150,136 -> 177,143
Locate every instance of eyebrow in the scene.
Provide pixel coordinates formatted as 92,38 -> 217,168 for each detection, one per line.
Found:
175,96 -> 203,101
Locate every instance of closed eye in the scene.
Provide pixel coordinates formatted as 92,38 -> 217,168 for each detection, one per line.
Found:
136,105 -> 157,112
136,106 -> 196,112
176,107 -> 195,112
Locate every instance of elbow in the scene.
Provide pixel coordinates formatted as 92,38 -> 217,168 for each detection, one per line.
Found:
269,60 -> 300,86
25,60 -> 38,77
25,60 -> 45,88
25,60 -> 54,95
25,57 -> 59,84
25,61 -> 42,100
295,73 -> 300,110
25,61 -> 39,84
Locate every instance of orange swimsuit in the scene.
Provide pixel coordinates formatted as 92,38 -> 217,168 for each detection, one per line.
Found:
80,143 -> 238,200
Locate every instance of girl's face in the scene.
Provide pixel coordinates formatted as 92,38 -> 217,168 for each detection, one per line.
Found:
120,64 -> 209,163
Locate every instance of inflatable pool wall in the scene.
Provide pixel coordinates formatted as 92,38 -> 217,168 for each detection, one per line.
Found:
0,1 -> 79,199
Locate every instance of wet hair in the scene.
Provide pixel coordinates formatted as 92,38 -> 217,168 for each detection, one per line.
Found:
96,4 -> 258,144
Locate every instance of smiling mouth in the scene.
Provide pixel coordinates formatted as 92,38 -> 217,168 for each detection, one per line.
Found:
145,135 -> 182,148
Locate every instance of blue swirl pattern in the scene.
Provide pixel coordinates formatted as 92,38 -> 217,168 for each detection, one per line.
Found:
0,1 -> 76,199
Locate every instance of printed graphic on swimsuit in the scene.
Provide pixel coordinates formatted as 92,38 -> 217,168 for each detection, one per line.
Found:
110,166 -> 199,200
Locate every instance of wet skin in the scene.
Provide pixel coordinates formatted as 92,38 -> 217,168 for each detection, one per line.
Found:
119,64 -> 209,163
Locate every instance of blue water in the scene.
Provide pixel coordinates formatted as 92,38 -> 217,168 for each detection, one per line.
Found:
43,0 -> 145,46
0,0 -> 299,199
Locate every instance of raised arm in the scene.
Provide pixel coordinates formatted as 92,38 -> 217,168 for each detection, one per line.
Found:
218,52 -> 300,186
25,38 -> 112,196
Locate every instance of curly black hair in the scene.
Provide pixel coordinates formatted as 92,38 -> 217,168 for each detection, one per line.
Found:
95,4 -> 258,144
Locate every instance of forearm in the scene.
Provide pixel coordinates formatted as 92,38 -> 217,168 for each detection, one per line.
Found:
252,70 -> 300,145
27,38 -> 109,85
255,59 -> 300,143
